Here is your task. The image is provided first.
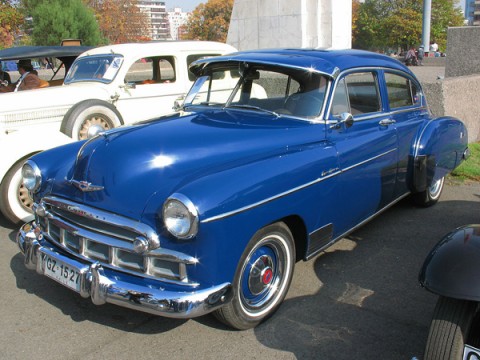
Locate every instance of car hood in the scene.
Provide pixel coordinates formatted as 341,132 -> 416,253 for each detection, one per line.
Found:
50,110 -> 322,220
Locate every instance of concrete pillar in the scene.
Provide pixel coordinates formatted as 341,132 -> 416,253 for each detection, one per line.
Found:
422,0 -> 432,51
227,0 -> 352,51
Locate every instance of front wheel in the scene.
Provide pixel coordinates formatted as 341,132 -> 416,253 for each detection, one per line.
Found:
61,100 -> 122,140
412,176 -> 445,207
424,296 -> 480,360
214,222 -> 295,330
0,159 -> 35,224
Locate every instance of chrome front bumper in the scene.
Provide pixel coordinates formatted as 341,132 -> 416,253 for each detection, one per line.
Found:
17,222 -> 232,319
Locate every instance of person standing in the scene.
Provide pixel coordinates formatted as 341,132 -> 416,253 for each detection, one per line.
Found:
417,45 -> 425,66
0,59 -> 41,93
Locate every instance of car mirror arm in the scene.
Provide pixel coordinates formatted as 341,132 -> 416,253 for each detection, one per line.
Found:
330,112 -> 354,130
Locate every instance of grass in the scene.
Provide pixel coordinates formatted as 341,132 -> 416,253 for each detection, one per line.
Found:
450,142 -> 480,182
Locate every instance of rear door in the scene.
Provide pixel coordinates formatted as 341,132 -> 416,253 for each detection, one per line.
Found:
326,70 -> 398,237
382,71 -> 428,197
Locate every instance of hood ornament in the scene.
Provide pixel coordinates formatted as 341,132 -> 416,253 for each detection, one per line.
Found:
70,180 -> 104,192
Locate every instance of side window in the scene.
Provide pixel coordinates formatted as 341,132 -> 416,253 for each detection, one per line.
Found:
385,73 -> 417,109
345,72 -> 381,115
124,56 -> 176,85
187,54 -> 221,81
331,78 -> 349,117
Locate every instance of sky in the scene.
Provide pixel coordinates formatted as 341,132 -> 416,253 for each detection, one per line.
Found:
167,0 -> 205,12
169,0 -> 465,13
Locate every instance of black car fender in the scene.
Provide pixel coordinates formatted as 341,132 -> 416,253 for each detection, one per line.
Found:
419,225 -> 480,301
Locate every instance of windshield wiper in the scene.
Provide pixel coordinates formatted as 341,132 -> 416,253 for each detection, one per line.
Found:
225,104 -> 280,118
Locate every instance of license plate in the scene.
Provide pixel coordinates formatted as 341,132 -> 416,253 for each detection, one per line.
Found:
43,253 -> 81,292
464,345 -> 480,360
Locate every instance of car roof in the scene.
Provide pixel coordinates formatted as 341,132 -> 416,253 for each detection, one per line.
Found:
0,45 -> 93,61
78,41 -> 237,58
190,48 -> 414,78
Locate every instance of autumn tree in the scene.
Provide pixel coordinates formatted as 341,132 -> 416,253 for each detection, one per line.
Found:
353,0 -> 463,52
183,0 -> 233,42
84,0 -> 151,43
0,0 -> 24,49
21,0 -> 102,45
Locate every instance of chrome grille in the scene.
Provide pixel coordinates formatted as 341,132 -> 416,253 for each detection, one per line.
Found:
35,196 -> 198,286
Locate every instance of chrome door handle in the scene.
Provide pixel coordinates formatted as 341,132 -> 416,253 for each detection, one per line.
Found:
379,119 -> 396,126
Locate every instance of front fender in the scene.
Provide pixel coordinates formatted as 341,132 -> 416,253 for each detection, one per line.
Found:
410,116 -> 468,192
419,225 -> 480,301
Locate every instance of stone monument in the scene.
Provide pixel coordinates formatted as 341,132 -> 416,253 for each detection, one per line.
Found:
227,0 -> 352,51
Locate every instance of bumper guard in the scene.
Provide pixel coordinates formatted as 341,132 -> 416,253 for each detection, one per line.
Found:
17,222 -> 232,319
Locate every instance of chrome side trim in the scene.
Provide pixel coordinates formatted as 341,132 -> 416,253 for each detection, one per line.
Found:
203,148 -> 396,223
342,148 -> 397,172
202,170 -> 341,223
17,223 -> 232,319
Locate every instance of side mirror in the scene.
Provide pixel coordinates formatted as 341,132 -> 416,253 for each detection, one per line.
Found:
173,94 -> 186,111
330,112 -> 354,130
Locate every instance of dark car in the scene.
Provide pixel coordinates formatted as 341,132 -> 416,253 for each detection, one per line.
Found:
420,225 -> 480,360
16,48 -> 468,330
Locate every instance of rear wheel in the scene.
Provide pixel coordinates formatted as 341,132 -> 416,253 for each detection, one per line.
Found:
214,222 -> 295,330
0,159 -> 34,224
412,176 -> 445,207
424,296 -> 480,360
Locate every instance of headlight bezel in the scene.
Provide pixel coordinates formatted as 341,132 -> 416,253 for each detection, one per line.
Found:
22,160 -> 42,193
162,193 -> 199,240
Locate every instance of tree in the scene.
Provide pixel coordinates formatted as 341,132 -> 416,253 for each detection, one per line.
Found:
183,0 -> 233,42
26,0 -> 102,46
352,0 -> 463,52
0,0 -> 24,49
84,0 -> 151,43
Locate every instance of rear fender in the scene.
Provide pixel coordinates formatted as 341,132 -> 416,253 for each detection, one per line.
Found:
410,116 -> 468,192
419,225 -> 480,301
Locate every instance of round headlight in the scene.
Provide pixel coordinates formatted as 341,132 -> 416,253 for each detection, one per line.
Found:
163,194 -> 198,239
22,160 -> 42,193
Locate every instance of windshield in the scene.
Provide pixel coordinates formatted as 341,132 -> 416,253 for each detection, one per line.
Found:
65,54 -> 123,84
184,65 -> 329,119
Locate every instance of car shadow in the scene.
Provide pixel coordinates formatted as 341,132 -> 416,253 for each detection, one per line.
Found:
253,196 -> 480,359
9,252 -> 187,333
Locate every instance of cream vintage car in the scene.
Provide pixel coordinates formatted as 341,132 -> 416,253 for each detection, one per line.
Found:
0,41 -> 236,224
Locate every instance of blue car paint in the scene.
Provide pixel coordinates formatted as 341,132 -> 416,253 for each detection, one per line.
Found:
18,49 -> 469,320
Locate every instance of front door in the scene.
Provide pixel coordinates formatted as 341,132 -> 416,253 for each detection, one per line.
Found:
327,70 -> 398,237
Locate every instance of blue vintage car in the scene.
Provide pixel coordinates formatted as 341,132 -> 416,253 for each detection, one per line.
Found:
16,49 -> 468,330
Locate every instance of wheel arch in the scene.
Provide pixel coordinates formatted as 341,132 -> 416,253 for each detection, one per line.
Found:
59,99 -> 124,137
278,215 -> 308,262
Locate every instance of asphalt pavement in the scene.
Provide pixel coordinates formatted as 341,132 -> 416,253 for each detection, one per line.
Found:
1,180 -> 479,360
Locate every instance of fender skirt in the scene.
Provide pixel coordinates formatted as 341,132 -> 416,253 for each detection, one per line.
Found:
411,154 -> 436,193
419,225 -> 480,301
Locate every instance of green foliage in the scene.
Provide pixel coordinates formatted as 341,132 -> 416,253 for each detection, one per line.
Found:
28,0 -> 103,46
183,0 -> 233,42
353,0 -> 464,52
451,143 -> 480,182
0,1 -> 24,49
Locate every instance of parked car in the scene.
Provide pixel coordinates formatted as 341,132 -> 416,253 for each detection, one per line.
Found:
0,41 -> 237,224
0,44 -> 93,84
419,225 -> 480,360
16,48 -> 468,330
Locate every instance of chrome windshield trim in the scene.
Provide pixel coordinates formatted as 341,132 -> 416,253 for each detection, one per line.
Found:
202,148 -> 397,223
